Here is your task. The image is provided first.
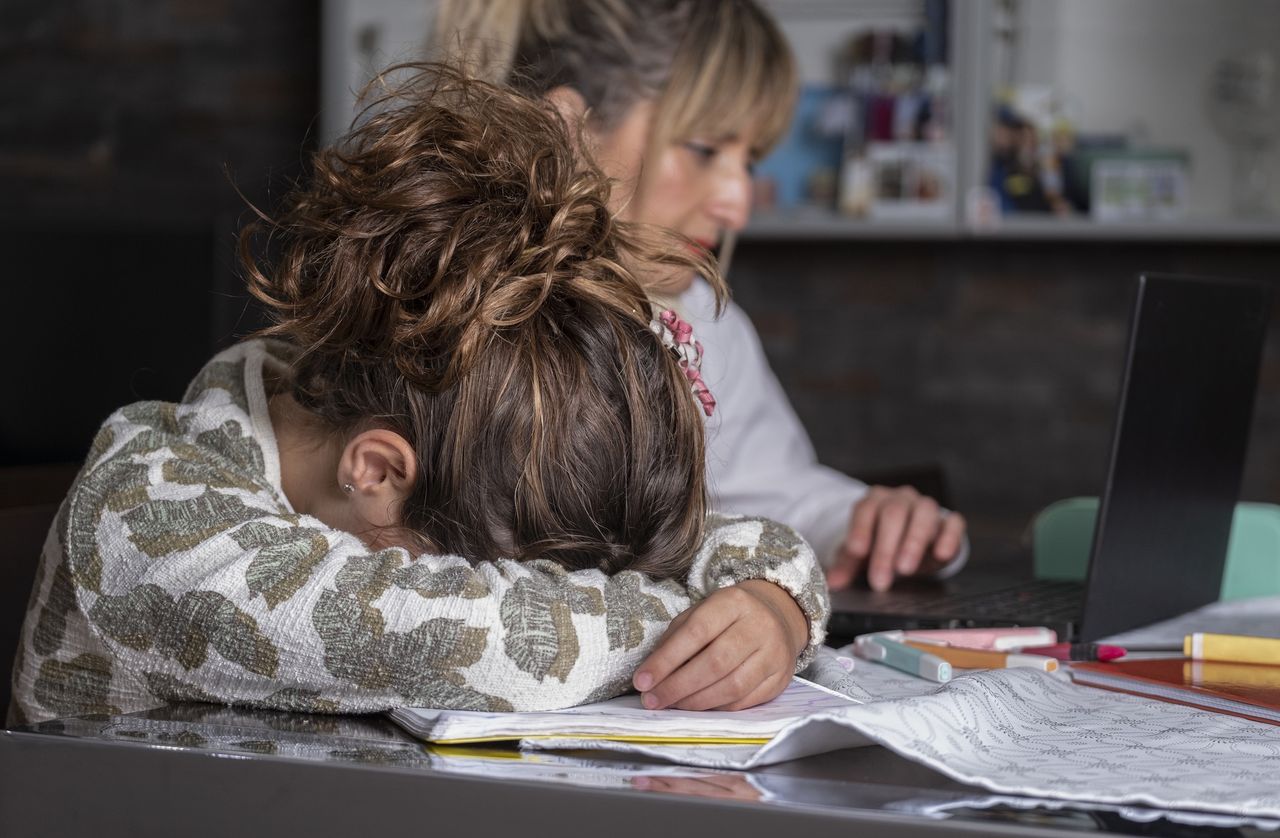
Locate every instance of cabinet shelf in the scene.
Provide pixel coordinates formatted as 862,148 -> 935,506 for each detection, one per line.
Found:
743,209 -> 960,241
752,0 -> 1280,245
740,209 -> 1280,243
965,216 -> 1280,242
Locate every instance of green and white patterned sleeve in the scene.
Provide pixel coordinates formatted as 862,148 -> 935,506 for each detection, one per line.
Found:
54,404 -> 826,717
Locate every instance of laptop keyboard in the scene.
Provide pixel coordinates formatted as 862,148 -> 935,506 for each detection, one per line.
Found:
865,579 -> 1084,622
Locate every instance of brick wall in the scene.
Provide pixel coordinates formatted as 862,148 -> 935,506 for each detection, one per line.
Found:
2,0 -> 318,228
1,0 -> 318,464
730,239 -> 1280,547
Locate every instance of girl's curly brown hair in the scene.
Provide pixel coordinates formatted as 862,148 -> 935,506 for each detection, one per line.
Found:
240,63 -> 726,578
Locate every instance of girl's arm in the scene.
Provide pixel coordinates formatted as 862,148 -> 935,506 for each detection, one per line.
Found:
58,411 -> 826,716
629,514 -> 829,712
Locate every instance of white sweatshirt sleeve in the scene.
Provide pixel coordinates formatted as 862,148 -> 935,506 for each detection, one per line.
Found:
681,279 -> 968,577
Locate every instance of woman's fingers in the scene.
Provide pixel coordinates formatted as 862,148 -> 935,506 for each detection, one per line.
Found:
934,511 -> 968,561
825,547 -> 858,591
830,487 -> 966,591
865,489 -> 914,591
827,488 -> 885,590
843,488 -> 882,560
893,494 -> 940,576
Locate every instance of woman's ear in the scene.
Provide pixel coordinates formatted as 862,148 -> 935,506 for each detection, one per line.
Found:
338,429 -> 418,529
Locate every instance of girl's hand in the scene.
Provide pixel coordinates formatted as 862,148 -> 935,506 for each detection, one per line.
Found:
631,580 -> 808,711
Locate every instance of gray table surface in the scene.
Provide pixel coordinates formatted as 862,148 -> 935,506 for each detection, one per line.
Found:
1,704 -> 1271,838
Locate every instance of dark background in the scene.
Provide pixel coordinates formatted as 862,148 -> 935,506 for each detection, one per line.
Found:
1,0 -> 319,464
3,1 -> 1279,551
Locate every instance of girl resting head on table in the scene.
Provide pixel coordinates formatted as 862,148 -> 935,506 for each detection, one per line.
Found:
9,66 -> 828,727
434,0 -> 969,592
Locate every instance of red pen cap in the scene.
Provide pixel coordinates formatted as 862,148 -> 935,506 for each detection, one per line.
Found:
1021,643 -> 1127,662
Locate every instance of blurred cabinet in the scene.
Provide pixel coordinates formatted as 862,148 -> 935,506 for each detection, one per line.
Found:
319,0 -> 438,146
319,0 -> 1280,242
750,0 -> 1280,241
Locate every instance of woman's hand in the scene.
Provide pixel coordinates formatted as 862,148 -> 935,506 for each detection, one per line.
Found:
825,485 -> 967,592
631,579 -> 808,711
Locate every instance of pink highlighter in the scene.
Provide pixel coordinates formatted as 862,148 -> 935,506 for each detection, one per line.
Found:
901,627 -> 1057,652
1018,643 -> 1127,662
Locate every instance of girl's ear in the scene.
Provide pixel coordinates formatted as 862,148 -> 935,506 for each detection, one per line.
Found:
338,429 -> 418,529
545,84 -> 589,133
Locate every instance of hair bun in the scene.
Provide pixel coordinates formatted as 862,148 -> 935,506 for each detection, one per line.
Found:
243,62 -> 717,392
239,63 -> 722,577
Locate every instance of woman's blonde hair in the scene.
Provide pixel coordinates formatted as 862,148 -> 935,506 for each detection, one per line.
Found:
241,64 -> 724,577
434,0 -> 797,199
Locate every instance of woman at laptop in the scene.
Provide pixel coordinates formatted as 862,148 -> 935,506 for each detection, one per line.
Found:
435,0 -> 969,591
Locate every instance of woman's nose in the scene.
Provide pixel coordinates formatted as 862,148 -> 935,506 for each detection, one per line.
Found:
707,160 -> 753,232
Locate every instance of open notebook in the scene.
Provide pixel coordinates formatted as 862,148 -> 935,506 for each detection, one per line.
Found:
389,677 -> 859,745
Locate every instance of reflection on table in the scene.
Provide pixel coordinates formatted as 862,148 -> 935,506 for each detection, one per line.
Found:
6,703 -> 1274,837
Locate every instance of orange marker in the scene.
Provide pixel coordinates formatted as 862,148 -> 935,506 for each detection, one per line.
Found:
903,640 -> 1059,672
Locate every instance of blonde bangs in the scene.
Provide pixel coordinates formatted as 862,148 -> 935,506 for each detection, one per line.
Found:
650,1 -> 797,156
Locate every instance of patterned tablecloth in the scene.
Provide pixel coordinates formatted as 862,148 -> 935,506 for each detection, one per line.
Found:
525,596 -> 1280,824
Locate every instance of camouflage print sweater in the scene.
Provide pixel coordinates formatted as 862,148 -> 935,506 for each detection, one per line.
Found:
10,340 -> 828,725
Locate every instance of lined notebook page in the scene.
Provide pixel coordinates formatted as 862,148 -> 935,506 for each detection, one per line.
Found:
389,677 -> 859,744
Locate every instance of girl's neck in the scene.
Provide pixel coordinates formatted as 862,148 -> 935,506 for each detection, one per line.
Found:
268,392 -> 346,522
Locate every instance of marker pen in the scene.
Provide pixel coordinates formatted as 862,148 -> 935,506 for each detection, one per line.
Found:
902,627 -> 1057,651
856,634 -> 952,683
903,641 -> 1059,672
1186,633 -> 1280,665
1019,642 -> 1126,662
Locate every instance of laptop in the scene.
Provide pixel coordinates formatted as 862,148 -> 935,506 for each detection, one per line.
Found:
828,273 -> 1272,643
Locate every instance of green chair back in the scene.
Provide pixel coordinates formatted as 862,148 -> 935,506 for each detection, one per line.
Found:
1031,497 -> 1280,600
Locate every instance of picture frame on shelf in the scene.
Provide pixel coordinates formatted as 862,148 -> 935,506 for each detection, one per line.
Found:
1089,153 -> 1190,223
863,141 -> 956,222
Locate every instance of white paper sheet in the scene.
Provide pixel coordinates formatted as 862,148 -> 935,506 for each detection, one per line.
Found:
390,677 -> 859,742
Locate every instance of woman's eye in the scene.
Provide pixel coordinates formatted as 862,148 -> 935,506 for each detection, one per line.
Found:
683,141 -> 717,163
684,140 -> 757,176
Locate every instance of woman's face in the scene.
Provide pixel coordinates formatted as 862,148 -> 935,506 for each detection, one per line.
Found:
590,100 -> 757,294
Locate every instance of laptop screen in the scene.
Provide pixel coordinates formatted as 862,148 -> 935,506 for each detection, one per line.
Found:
1081,274 -> 1272,640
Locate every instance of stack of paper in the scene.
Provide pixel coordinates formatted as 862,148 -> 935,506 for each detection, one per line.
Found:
389,678 -> 859,745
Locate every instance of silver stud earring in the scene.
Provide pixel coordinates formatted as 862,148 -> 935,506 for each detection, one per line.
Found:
342,483 -> 355,495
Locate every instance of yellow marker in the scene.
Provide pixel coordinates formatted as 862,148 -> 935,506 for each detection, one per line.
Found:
1185,633 -> 1280,666
902,640 -> 1058,672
